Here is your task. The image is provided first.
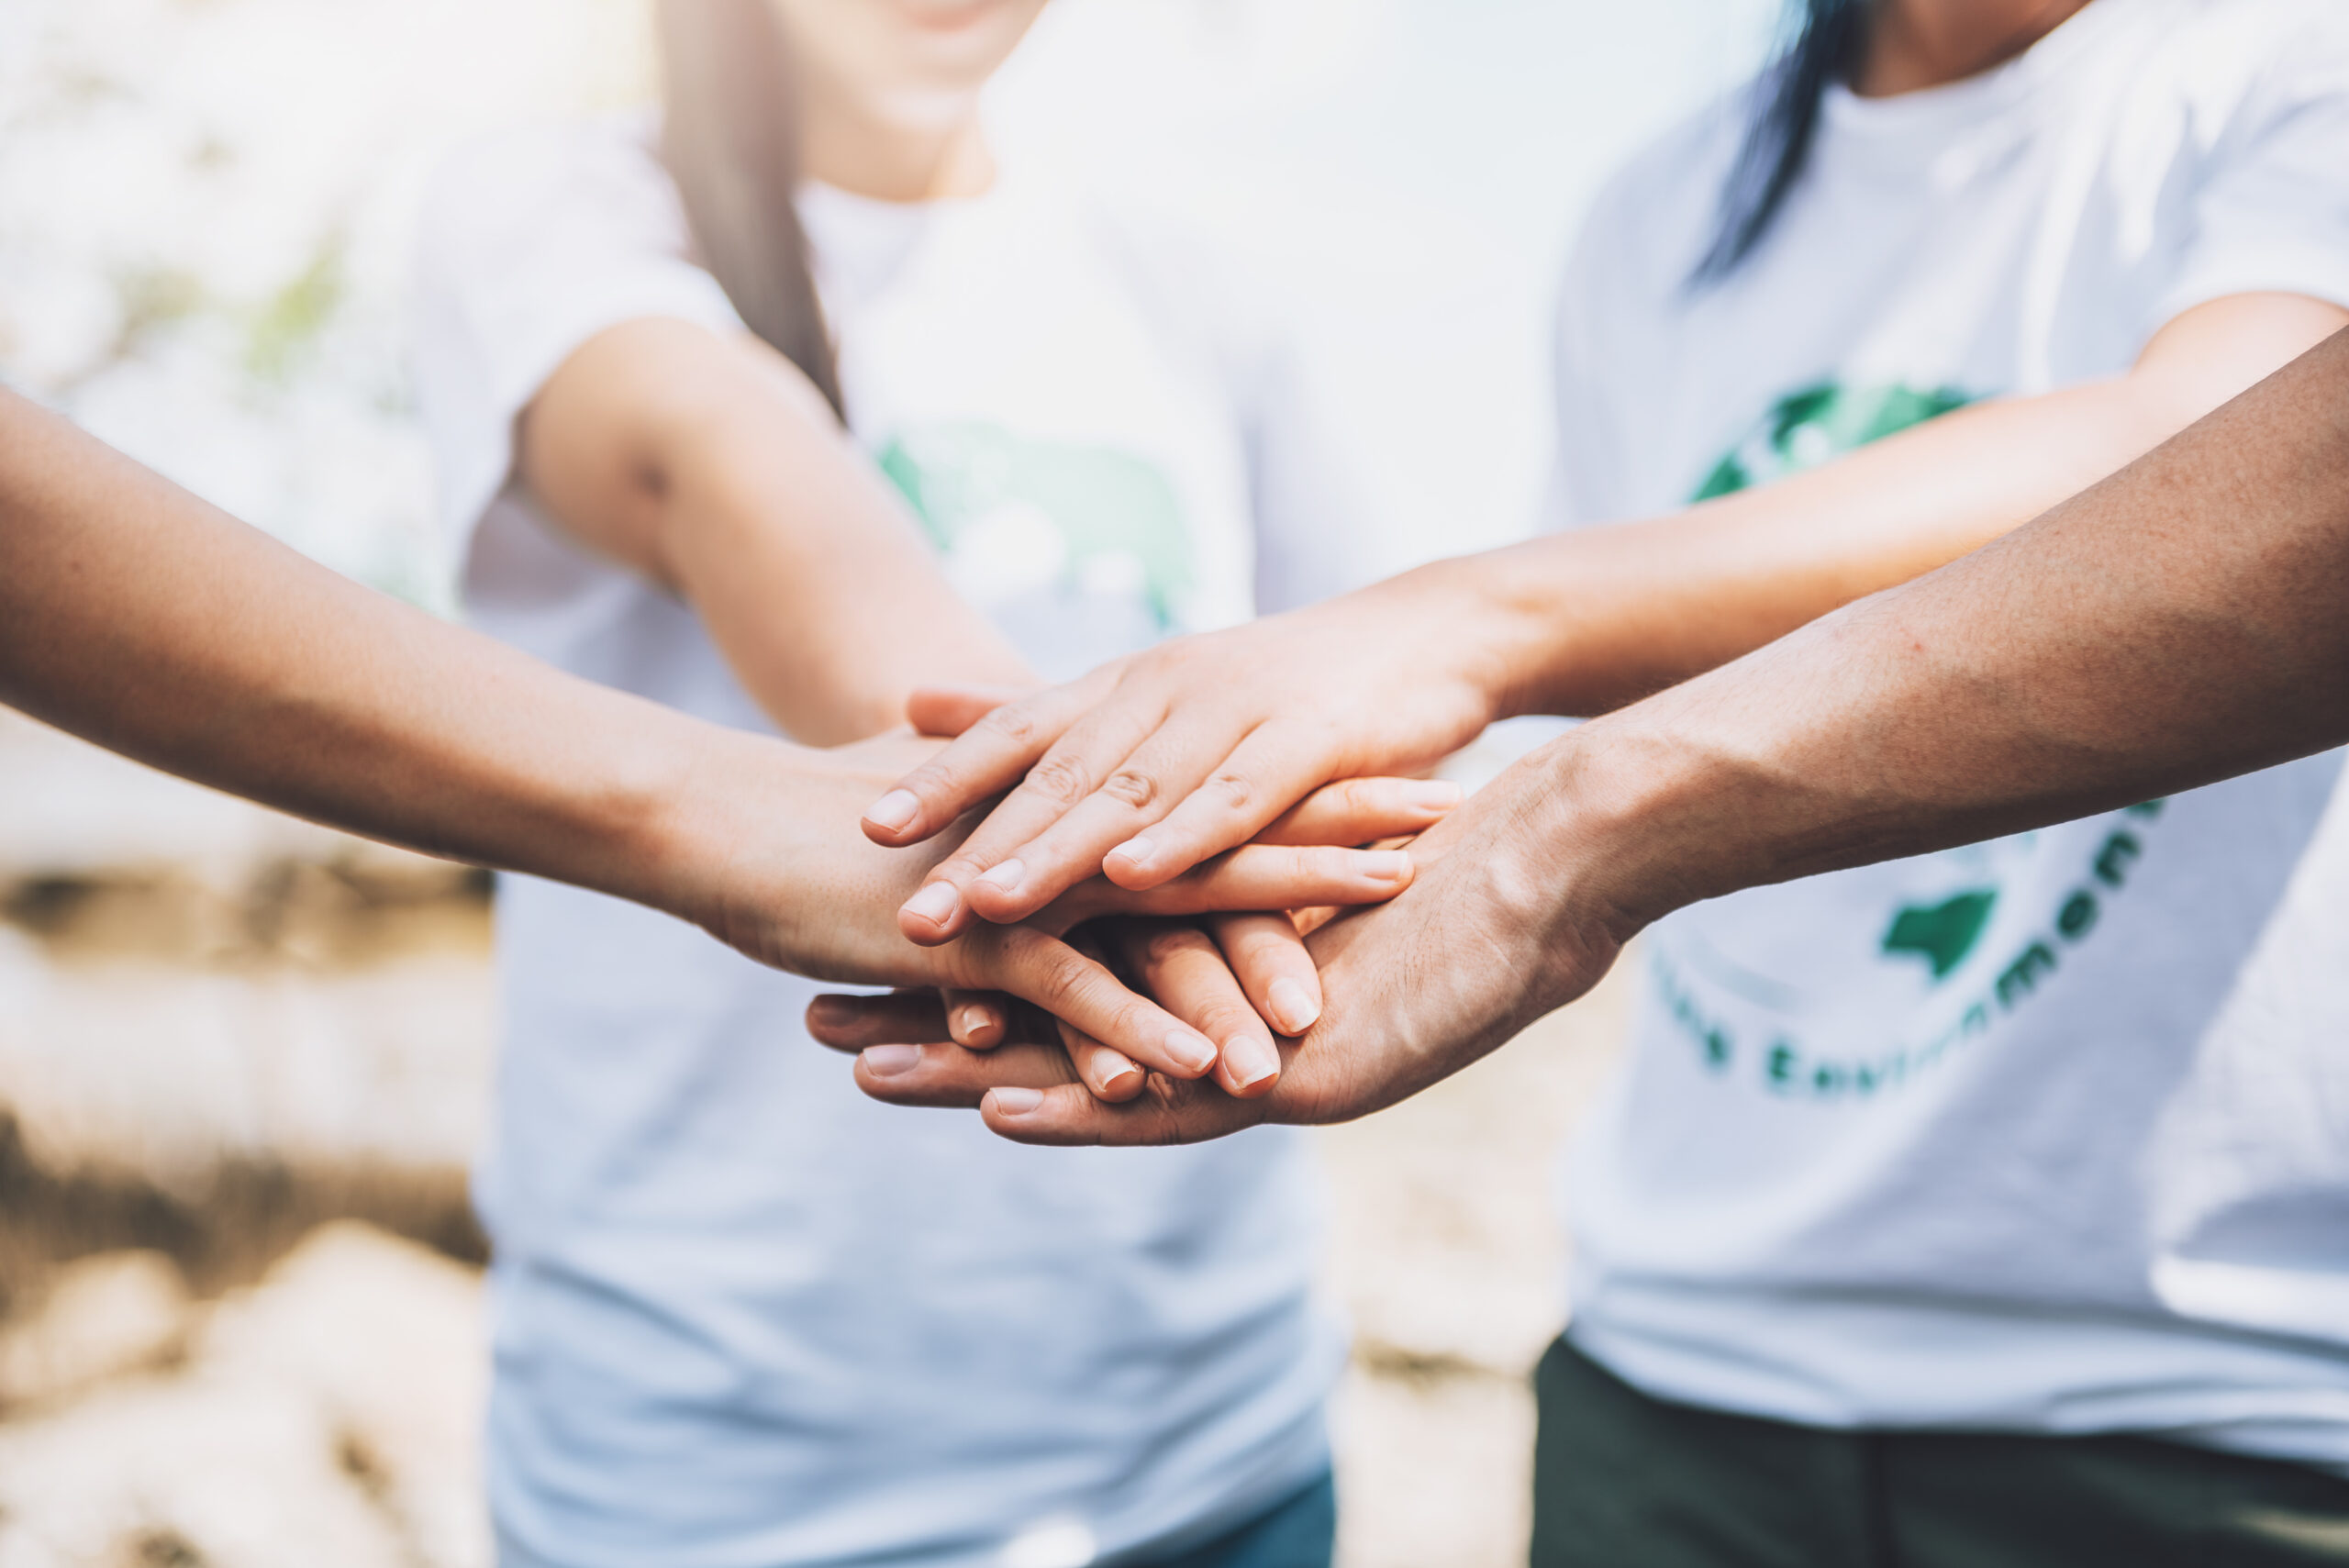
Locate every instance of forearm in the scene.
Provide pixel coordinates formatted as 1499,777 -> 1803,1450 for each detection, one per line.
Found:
659,405 -> 1031,743
0,391 -> 774,917
518,319 -> 1030,746
1553,325 -> 2349,930
1463,293 -> 2349,720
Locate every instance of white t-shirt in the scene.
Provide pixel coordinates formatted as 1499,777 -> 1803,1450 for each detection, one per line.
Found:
1549,0 -> 2349,1469
412,117 -> 1350,1568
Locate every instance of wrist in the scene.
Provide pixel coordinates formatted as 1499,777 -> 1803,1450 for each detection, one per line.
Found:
1510,712 -> 1747,943
1381,553 -> 1539,729
594,715 -> 794,932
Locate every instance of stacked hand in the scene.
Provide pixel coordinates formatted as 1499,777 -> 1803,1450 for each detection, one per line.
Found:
858,561 -> 1518,942
809,730 -> 1647,1142
678,730 -> 1461,1096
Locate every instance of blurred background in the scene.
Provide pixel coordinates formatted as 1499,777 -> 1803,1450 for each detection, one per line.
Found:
0,3 -> 1772,1563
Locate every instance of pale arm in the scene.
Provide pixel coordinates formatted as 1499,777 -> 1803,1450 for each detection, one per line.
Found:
0,393 -> 1418,1073
1477,292 -> 2349,717
874,293 -> 2349,935
0,388 -> 712,909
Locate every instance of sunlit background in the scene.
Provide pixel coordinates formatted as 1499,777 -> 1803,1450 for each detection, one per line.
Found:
0,3 -> 1772,1564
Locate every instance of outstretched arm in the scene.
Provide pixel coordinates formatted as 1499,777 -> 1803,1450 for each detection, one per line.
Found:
0,388 -> 712,906
0,393 -> 1421,1075
868,293 -> 2349,940
834,323 -> 2349,1141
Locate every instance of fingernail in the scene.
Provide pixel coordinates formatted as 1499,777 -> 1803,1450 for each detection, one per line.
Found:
865,789 -> 920,835
903,881 -> 961,929
976,858 -> 1026,894
1164,1030 -> 1219,1076
1359,850 -> 1413,882
1407,779 -> 1464,810
862,1043 -> 923,1076
989,1086 -> 1045,1116
953,1006 -> 996,1041
1108,836 -> 1153,870
1223,1034 -> 1280,1093
1098,1059 -> 1143,1096
1266,977 -> 1319,1035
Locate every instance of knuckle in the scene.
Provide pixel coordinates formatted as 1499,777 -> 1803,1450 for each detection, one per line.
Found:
1000,929 -> 1078,1002
1101,768 -> 1160,811
1202,770 -> 1257,817
980,704 -> 1043,752
930,852 -> 987,889
1142,639 -> 1198,678
1022,751 -> 1095,807
1141,925 -> 1208,968
1035,962 -> 1090,1013
1197,998 -> 1260,1040
1141,1075 -> 1188,1140
894,761 -> 955,801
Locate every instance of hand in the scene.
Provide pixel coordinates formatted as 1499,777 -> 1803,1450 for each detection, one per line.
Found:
664,729 -> 1450,1085
858,561 -> 1516,944
864,729 -> 1463,1098
815,734 -> 1644,1143
884,912 -> 1328,1103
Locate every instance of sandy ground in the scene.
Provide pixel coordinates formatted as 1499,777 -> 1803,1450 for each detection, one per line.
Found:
0,717 -> 1631,1568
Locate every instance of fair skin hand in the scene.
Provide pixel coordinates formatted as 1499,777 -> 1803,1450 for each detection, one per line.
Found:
821,325 -> 2349,1140
867,291 -> 2346,936
0,392 -> 1437,1084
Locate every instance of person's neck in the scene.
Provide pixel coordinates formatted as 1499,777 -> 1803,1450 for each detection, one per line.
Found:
801,97 -> 995,204
1854,0 -> 2095,96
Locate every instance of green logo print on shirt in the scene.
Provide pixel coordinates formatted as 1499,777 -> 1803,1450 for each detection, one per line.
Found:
1693,381 -> 1975,501
879,422 -> 1194,630
1663,379 -> 2169,1098
1703,377 -> 1995,995
1881,888 -> 1999,980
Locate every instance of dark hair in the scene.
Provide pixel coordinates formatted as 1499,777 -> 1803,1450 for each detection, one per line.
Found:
657,0 -> 846,417
1692,0 -> 1870,284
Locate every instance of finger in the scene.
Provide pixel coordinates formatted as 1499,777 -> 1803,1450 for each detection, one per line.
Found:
1255,776 -> 1463,848
1119,921 -> 1282,1097
896,690 -> 1175,942
1055,1017 -> 1147,1102
1208,912 -> 1321,1039
1099,728 -> 1342,891
906,684 -> 1031,740
961,709 -> 1243,924
973,926 -> 1223,1081
807,990 -> 951,1051
853,1039 -> 1078,1107
1048,927 -> 1145,1098
1077,843 -> 1414,923
940,988 -> 1009,1049
978,1079 -> 1275,1147
863,670 -> 1112,848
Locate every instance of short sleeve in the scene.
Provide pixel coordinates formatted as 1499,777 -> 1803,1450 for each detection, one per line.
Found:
1074,194 -> 1385,614
409,115 -> 746,575
1545,169 -> 1649,533
2156,12 -> 2349,323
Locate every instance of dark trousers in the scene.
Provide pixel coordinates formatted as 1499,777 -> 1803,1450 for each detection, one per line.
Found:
1132,1472 -> 1336,1568
1533,1336 -> 2349,1568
